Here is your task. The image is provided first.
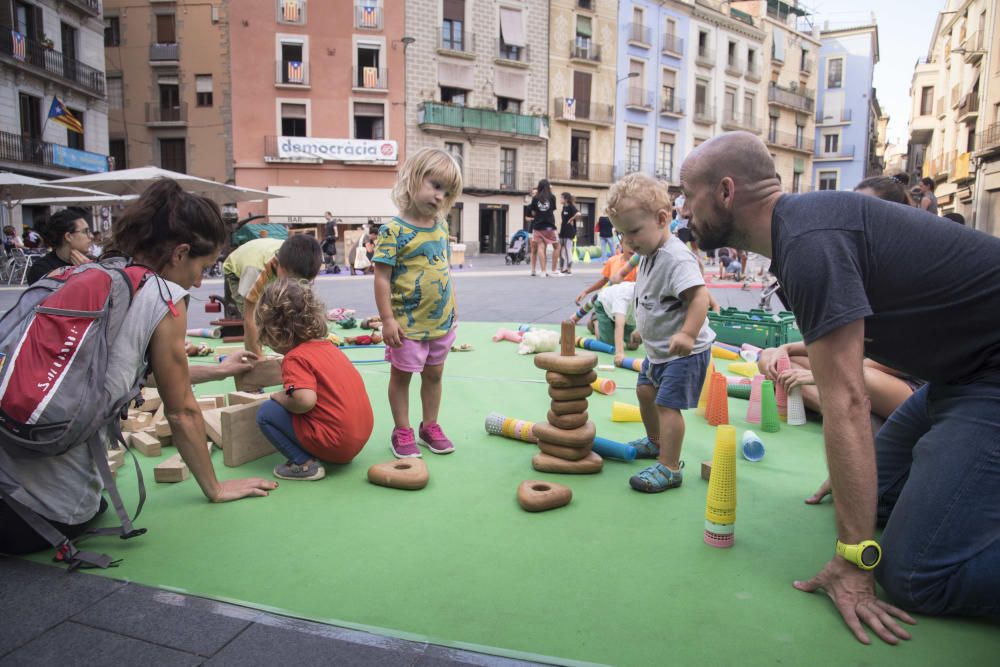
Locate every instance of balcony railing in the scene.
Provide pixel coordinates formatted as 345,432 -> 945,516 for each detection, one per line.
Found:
438,28 -> 476,54
977,122 -> 1000,155
495,39 -> 529,63
149,42 -> 179,62
957,93 -> 979,121
553,97 -> 614,125
570,40 -> 601,63
693,102 -> 715,124
768,83 -> 814,113
65,0 -> 101,16
549,160 -> 613,183
766,129 -> 814,153
462,167 -> 535,193
961,30 -> 983,62
627,23 -> 651,45
419,102 -> 547,138
721,110 -> 760,133
725,58 -> 743,77
0,130 -> 107,173
660,95 -> 685,116
354,4 -> 382,30
745,61 -> 761,81
276,60 -> 309,85
1,31 -> 105,96
816,108 -> 852,123
661,33 -> 684,55
815,145 -> 856,159
950,152 -> 971,181
353,67 -> 387,90
145,102 -> 188,124
696,45 -> 714,67
626,87 -> 654,110
655,164 -> 675,182
615,161 -> 655,179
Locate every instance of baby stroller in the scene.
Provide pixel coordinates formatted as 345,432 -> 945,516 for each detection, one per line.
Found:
505,229 -> 529,265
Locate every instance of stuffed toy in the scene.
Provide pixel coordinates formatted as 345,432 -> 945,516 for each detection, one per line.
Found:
492,328 -> 524,343
517,329 -> 559,355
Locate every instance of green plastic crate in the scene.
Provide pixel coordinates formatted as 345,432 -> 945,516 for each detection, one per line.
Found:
707,308 -> 802,349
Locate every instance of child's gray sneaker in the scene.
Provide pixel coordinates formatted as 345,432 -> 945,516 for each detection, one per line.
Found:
273,459 -> 326,481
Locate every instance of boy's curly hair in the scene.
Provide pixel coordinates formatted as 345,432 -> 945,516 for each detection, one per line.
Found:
606,173 -> 672,220
255,278 -> 329,350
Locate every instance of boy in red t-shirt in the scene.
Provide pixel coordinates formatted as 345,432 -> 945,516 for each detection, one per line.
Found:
254,279 -> 374,481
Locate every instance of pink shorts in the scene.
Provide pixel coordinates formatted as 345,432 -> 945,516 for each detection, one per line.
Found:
385,328 -> 457,372
532,229 -> 558,246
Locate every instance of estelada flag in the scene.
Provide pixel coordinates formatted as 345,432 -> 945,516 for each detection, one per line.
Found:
48,97 -> 83,134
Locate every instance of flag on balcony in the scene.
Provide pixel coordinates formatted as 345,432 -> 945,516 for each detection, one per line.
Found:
11,30 -> 26,61
47,97 -> 83,134
360,6 -> 378,28
563,97 -> 576,120
281,0 -> 301,23
362,66 -> 378,88
287,60 -> 304,83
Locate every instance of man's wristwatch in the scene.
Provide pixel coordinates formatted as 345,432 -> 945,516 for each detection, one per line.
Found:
836,539 -> 882,570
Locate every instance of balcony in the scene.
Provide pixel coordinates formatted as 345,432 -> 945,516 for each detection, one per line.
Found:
961,31 -> 984,63
695,45 -> 714,68
765,129 -> 814,154
353,67 -> 388,91
816,108 -> 852,124
693,102 -> 715,125
354,4 -> 382,30
627,23 -> 651,46
495,39 -> 529,64
950,152 -> 972,182
768,83 -> 814,113
725,58 -> 743,77
815,145 -> 856,160
951,84 -> 961,109
278,0 -> 307,25
615,161 -> 654,180
149,42 -> 179,64
462,168 -> 535,193
419,102 -> 547,140
553,97 -> 614,126
438,29 -> 476,56
569,40 -> 601,63
936,97 -> 945,118
721,110 -> 760,133
145,102 -> 188,126
660,95 -> 685,117
661,33 -> 684,56
0,130 -> 108,173
549,160 -> 613,184
276,60 -> 309,86
957,93 -> 979,123
625,87 -> 654,111
0,31 -> 105,97
64,0 -> 100,16
976,122 -> 1000,157
745,61 -> 761,82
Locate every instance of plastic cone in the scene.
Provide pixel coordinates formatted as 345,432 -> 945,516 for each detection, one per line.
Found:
741,430 -> 765,462
707,373 -> 730,426
705,425 -> 737,547
760,381 -> 780,433
727,382 -> 752,400
786,386 -> 807,425
591,378 -> 616,395
696,360 -> 716,416
727,361 -> 759,378
774,356 -> 790,419
745,374 -> 765,424
712,345 -> 740,361
582,250 -> 592,264
611,401 -> 642,422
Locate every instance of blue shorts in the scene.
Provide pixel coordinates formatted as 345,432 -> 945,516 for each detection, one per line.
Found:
636,349 -> 712,409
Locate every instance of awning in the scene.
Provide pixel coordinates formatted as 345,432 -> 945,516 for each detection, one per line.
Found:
266,185 -> 396,220
494,69 -> 526,100
499,7 -> 525,47
576,15 -> 592,38
438,61 -> 474,89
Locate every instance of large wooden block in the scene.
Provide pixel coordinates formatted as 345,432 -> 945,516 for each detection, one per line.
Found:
202,408 -> 223,444
234,356 -> 283,392
106,448 -> 125,471
155,419 -> 172,438
154,453 -> 189,483
196,396 -> 225,411
227,391 -> 267,406
214,344 -> 246,359
121,411 -> 152,433
701,460 -> 712,481
138,388 -> 161,413
220,401 -> 276,467
129,431 -> 161,457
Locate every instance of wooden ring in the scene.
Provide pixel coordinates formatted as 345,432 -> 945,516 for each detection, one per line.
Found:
550,399 -> 589,415
545,370 -> 598,388
537,441 -> 592,461
548,384 -> 594,401
547,410 -> 588,429
534,351 -> 598,374
532,421 -> 595,448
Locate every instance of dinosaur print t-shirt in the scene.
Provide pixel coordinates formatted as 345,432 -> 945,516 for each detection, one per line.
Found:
373,217 -> 456,340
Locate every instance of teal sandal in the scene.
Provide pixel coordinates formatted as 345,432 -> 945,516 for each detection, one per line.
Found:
629,462 -> 684,493
626,436 -> 660,459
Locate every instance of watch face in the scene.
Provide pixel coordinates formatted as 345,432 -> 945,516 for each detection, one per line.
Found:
861,545 -> 880,567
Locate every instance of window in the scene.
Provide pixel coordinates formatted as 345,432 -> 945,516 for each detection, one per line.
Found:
196,75 -> 213,107
67,107 -> 84,149
442,0 -> 465,50
795,123 -> 805,148
497,97 -> 521,114
445,142 -> 463,172
356,45 -> 381,88
823,133 -> 839,153
155,14 -> 176,44
744,93 -> 755,122
440,86 -> 467,106
657,136 -> 674,180
724,89 -> 736,119
353,102 -> 384,140
160,138 -> 186,173
281,42 -> 306,84
281,102 -> 307,136
920,86 -> 934,116
694,81 -> 708,115
571,130 -> 590,179
698,31 -> 709,57
818,170 -> 838,191
662,69 -> 676,111
665,18 -> 676,40
727,41 -> 737,66
501,148 -> 516,189
800,48 -> 809,71
106,77 -> 123,109
14,1 -> 41,40
109,139 -> 127,170
576,15 -> 592,51
278,0 -> 305,25
18,93 -> 41,140
768,116 -> 778,143
747,48 -> 756,71
827,57 -> 843,89
159,82 -> 180,120
791,172 -> 801,193
626,134 -> 642,172
104,16 -> 120,47
498,7 -> 524,61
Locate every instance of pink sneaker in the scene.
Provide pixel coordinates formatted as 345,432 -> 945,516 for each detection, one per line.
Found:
390,427 -> 421,459
419,421 -> 455,454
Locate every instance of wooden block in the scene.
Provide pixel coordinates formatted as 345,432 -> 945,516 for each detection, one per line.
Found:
121,411 -> 152,433
157,434 -> 172,447
138,388 -> 161,413
701,460 -> 712,481
202,408 -> 223,444
196,396 -> 222,412
234,356 -> 284,392
518,479 -> 572,512
106,448 -> 125,471
154,453 -> 189,483
367,459 -> 429,490
204,394 -> 226,409
155,419 -> 172,438
152,404 -> 167,425
227,391 -> 267,406
129,431 -> 161,457
220,401 -> 276,467
214,344 -> 246,358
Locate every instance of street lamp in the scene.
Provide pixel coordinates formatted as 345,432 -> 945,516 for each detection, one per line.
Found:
616,72 -> 640,84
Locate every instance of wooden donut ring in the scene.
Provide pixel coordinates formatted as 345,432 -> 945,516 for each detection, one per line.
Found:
532,421 -> 595,448
547,410 -> 588,429
550,399 -> 589,415
532,451 -> 603,474
517,479 -> 572,512
548,384 -> 594,401
545,370 -> 598,388
537,441 -> 592,461
534,351 -> 598,374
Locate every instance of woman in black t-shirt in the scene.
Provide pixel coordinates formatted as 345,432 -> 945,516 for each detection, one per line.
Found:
527,179 -> 559,277
558,192 -> 580,275
25,208 -> 94,285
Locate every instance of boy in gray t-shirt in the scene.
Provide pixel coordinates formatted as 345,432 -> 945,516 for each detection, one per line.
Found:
607,174 -> 715,493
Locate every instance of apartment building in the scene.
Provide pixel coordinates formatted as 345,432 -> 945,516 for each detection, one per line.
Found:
971,1 -> 999,235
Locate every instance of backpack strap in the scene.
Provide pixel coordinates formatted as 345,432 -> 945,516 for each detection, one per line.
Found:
85,427 -> 147,540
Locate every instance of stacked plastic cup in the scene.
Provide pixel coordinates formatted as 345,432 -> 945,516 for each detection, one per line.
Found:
705,425 -> 737,548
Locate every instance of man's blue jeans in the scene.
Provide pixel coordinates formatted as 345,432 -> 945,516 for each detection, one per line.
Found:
874,382 -> 1000,616
599,235 -> 616,262
256,399 -> 312,465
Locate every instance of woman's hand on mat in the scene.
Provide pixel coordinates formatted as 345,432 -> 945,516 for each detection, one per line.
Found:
381,317 -> 403,348
217,350 -> 260,377
667,331 -> 694,357
212,477 -> 279,502
794,557 -> 916,645
805,478 -> 831,504
778,367 -> 815,392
